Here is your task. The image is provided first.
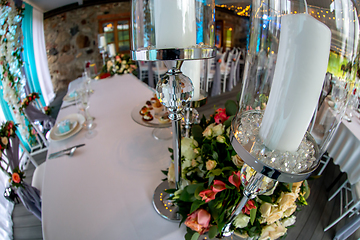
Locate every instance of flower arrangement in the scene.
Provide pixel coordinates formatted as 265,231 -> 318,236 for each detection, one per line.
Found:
0,121 -> 24,188
19,92 -> 39,113
0,0 -> 27,138
165,101 -> 310,240
103,53 -> 138,77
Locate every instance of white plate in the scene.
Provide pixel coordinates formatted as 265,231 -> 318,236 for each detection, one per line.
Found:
54,120 -> 78,137
49,114 -> 85,141
63,91 -> 77,102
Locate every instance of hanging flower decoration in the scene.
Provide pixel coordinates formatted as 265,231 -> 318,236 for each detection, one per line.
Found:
101,53 -> 138,78
19,92 -> 39,113
0,0 -> 27,138
0,121 -> 24,188
163,101 -> 311,240
9,166 -> 24,188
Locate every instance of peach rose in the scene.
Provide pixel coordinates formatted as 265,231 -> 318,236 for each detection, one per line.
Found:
1,137 -> 8,146
206,160 -> 217,170
184,209 -> 211,235
12,173 -> 21,183
283,203 -> 297,218
277,192 -> 297,211
265,209 -> 283,224
259,222 -> 287,240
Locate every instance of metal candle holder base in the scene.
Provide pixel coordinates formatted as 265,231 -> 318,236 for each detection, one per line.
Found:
152,181 -> 180,222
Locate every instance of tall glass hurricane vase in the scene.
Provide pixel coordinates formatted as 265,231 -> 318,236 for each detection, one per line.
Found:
221,0 -> 359,237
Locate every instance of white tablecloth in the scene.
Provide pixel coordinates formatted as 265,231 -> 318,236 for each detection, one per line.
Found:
327,113 -> 360,184
42,74 -> 186,239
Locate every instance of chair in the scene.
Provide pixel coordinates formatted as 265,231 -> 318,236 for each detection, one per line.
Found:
138,61 -> 149,82
220,49 -> 234,93
152,61 -> 168,85
2,131 -> 42,220
204,57 -> 216,93
232,50 -> 242,87
325,179 -> 360,235
31,162 -> 46,198
23,98 -> 55,156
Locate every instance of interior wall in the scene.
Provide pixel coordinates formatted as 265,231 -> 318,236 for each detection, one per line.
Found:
44,2 -> 131,92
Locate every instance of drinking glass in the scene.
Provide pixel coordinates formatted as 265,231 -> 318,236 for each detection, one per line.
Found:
79,89 -> 97,138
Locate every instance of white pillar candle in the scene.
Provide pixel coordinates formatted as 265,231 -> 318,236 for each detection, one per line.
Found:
100,36 -> 106,48
154,0 -> 196,49
259,13 -> 331,152
108,43 -> 116,57
182,60 -> 201,101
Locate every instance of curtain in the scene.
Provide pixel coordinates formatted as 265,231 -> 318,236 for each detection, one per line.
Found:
22,3 -> 55,107
0,104 -> 14,240
32,7 -> 55,106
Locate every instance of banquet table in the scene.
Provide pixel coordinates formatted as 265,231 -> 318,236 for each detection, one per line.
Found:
327,111 -> 360,185
42,74 -> 187,239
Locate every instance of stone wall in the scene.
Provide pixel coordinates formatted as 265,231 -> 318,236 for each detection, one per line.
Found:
44,2 -> 131,92
44,2 -> 249,93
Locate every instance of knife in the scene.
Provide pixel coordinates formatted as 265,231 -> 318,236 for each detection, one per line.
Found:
48,144 -> 85,159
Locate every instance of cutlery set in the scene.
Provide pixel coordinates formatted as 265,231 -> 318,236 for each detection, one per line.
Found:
48,144 -> 85,159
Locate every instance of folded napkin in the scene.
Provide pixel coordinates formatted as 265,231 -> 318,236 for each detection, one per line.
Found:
68,91 -> 77,98
57,120 -> 71,134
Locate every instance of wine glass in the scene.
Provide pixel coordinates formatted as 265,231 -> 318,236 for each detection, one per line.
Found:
79,89 -> 97,139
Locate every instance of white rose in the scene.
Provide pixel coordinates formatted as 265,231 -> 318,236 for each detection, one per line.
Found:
203,123 -> 214,138
233,213 -> 250,229
206,160 -> 217,171
213,123 -> 224,137
281,215 -> 296,228
260,202 -> 273,218
168,163 -> 175,184
181,137 -> 198,160
216,135 -> 225,143
1,137 -> 8,146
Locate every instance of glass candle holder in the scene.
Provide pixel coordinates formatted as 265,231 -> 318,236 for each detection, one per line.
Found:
231,0 -> 359,181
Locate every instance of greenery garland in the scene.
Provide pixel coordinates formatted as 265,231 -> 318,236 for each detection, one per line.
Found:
0,0 -> 27,138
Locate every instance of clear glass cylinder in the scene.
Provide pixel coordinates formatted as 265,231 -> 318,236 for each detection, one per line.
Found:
131,0 -> 216,61
232,0 -> 359,176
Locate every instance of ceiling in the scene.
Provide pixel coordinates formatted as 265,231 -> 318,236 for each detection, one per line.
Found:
25,0 -> 359,14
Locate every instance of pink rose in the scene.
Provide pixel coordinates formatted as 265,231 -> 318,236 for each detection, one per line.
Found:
199,189 -> 217,203
214,108 -> 229,124
229,171 -> 241,189
245,106 -> 253,111
211,180 -> 226,193
184,209 -> 211,235
44,106 -> 48,110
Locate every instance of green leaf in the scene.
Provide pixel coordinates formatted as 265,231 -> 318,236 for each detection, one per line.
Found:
250,207 -> 257,225
303,180 -> 310,200
208,175 -> 215,185
192,125 -> 203,144
224,115 -> 234,128
168,148 -> 173,153
186,183 -> 204,194
191,232 -> 200,240
210,168 -> 222,176
185,232 -> 193,240
258,195 -> 273,203
164,188 -> 176,194
190,200 -> 205,213
212,151 -> 219,160
208,225 -> 218,239
225,100 -> 238,116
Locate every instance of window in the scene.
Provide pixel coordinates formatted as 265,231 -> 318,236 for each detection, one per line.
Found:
98,13 -> 131,54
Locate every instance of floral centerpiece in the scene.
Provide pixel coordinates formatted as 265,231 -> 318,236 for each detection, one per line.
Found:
101,53 -> 138,78
0,121 -> 25,188
165,101 -> 310,240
